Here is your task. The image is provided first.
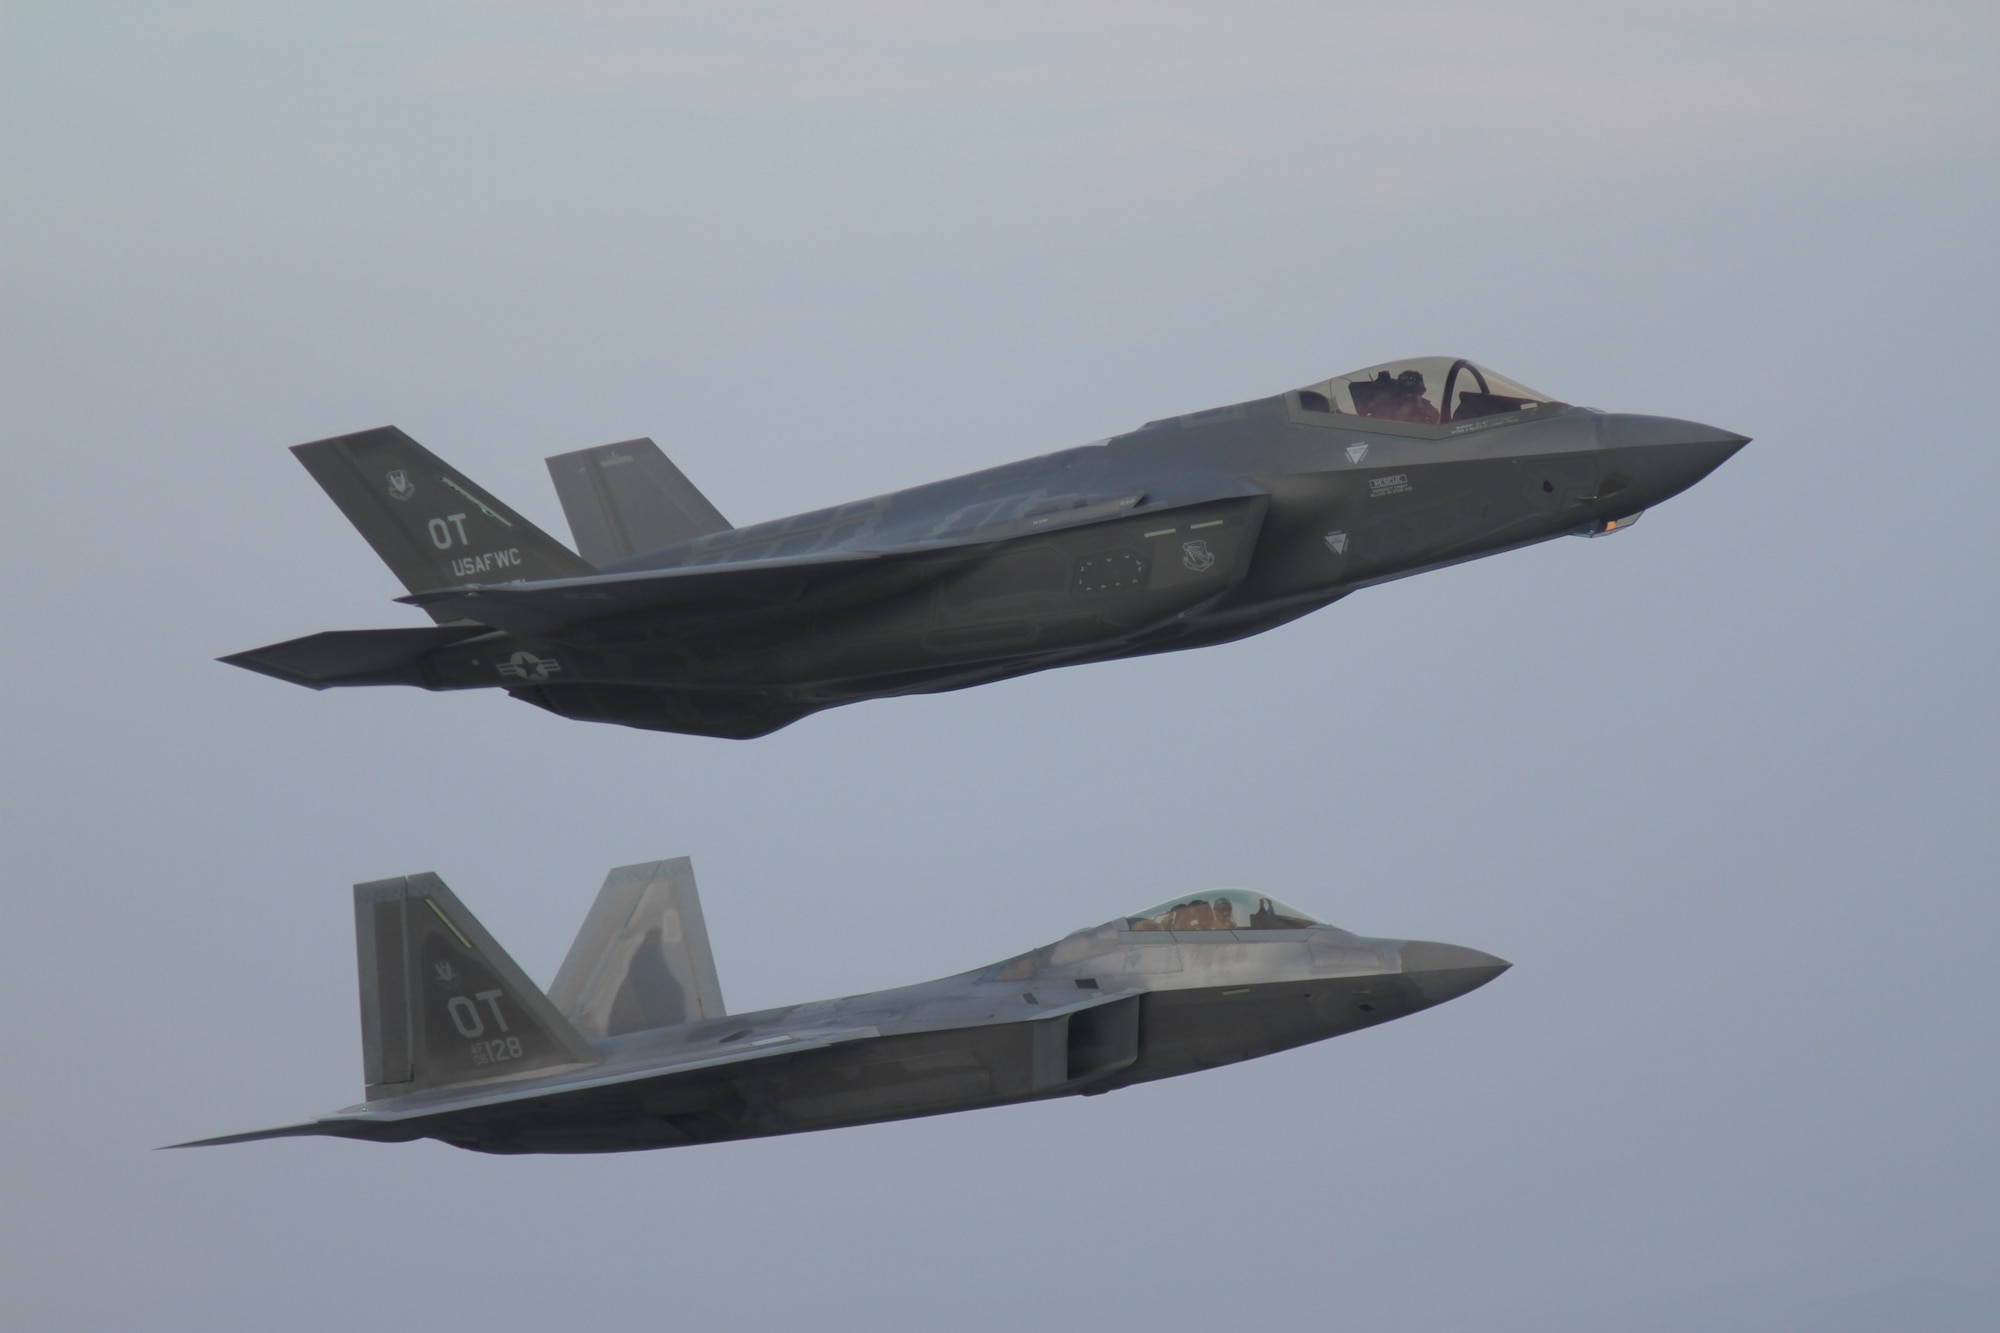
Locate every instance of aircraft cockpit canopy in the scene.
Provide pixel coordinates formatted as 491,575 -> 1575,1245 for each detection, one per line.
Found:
1297,357 -> 1557,426
1125,889 -> 1321,932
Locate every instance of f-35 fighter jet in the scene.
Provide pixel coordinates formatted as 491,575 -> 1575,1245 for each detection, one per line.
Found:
173,859 -> 1506,1154
226,356 -> 1746,738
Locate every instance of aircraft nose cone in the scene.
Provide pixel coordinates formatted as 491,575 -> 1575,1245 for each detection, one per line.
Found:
1598,413 -> 1749,506
1399,940 -> 1511,1005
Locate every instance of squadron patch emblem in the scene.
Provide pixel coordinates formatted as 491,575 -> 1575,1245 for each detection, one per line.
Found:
1180,539 -> 1217,573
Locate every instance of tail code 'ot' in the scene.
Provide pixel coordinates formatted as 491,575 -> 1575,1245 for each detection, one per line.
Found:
355,874 -> 599,1099
293,426 -> 594,599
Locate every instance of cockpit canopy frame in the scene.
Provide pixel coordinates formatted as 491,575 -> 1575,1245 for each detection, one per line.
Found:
1290,357 -> 1565,438
1123,888 -> 1321,933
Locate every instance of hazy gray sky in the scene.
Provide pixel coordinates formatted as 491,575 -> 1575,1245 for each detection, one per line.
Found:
3,4 -> 1995,1330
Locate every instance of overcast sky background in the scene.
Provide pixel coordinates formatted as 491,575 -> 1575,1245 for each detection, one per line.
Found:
3,3 -> 1996,1330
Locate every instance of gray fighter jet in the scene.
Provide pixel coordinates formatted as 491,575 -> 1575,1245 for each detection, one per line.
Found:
173,859 -> 1507,1154
226,356 -> 1746,737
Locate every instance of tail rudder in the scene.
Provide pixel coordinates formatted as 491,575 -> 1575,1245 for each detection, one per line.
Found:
293,427 -> 594,599
355,872 -> 599,1100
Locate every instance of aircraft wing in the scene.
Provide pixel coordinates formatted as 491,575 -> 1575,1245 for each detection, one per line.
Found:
394,548 -> 937,638
166,1024 -> 884,1147
359,1024 -> 885,1120
393,491 -> 1265,638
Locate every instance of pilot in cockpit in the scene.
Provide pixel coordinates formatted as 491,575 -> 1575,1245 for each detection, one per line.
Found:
1350,369 -> 1440,425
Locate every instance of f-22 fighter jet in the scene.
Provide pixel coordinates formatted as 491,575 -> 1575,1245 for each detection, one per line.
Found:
227,356 -> 1746,738
173,859 -> 1506,1154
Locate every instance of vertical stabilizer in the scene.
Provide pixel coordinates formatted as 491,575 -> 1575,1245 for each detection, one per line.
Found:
355,874 -> 600,1100
545,439 -> 732,565
293,426 -> 596,598
547,858 -> 726,1039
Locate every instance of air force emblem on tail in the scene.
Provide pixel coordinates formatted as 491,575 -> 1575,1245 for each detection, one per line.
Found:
497,651 -> 561,682
386,469 -> 415,502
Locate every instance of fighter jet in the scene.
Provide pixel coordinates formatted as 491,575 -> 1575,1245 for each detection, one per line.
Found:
172,859 -> 1507,1154
226,356 -> 1746,738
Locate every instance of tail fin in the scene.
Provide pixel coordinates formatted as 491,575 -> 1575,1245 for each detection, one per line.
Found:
547,858 -> 725,1038
355,873 -> 600,1100
293,427 -> 595,598
545,438 -> 731,566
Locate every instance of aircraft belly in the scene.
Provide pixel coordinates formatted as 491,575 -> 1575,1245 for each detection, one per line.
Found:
503,683 -> 816,739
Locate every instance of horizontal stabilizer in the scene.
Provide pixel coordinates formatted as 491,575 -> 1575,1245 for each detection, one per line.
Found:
549,859 -> 725,1039
547,439 -> 731,566
292,426 -> 594,600
356,872 -> 600,1100
220,625 -> 490,689
164,1121 -> 342,1149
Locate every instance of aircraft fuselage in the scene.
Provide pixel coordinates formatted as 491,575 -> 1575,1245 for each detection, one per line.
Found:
430,401 -> 1742,736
